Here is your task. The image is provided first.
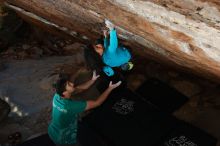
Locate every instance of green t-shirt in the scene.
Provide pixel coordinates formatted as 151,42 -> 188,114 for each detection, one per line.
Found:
48,93 -> 86,145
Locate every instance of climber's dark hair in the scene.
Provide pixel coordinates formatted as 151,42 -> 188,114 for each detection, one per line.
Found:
54,73 -> 70,97
84,43 -> 104,72
94,38 -> 104,46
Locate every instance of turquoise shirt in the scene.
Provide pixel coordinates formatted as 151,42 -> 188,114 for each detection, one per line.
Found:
102,29 -> 131,67
48,93 -> 86,145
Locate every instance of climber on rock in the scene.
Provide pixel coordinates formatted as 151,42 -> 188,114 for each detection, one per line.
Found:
89,19 -> 134,77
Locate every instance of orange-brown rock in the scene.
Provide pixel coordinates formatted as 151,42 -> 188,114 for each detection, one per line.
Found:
3,0 -> 220,82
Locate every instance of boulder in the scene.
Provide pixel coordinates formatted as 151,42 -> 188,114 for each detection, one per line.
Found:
3,0 -> 220,82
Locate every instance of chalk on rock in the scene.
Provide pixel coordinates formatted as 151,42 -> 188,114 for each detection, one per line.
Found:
104,19 -> 114,30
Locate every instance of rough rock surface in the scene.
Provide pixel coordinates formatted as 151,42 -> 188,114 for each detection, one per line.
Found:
1,1 -> 220,145
3,0 -> 220,82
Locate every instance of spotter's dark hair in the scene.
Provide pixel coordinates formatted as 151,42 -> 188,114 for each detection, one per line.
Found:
54,73 -> 70,97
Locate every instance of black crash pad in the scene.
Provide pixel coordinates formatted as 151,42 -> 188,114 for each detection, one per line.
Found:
136,78 -> 189,113
82,88 -> 217,146
77,122 -> 107,146
156,121 -> 217,146
82,88 -> 179,146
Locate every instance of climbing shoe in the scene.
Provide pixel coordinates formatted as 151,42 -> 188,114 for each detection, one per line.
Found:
121,62 -> 134,71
